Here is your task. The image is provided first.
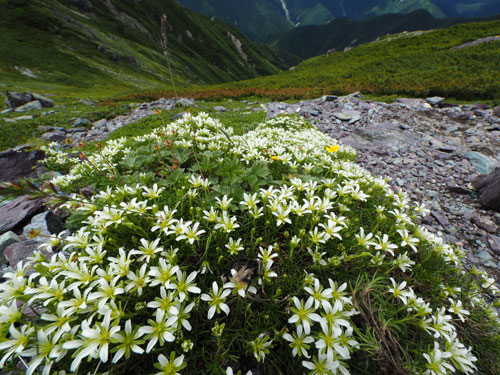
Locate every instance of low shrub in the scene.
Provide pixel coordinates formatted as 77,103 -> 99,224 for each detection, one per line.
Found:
1,114 -> 499,375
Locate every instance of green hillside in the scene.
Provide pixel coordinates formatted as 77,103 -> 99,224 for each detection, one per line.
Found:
271,9 -> 488,59
215,19 -> 500,101
0,0 -> 290,99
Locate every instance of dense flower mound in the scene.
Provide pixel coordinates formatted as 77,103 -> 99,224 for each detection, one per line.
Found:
1,113 -> 500,375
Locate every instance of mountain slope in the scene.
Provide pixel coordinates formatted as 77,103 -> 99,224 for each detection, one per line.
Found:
215,19 -> 500,101
0,0 -> 289,95
271,9 -> 492,58
176,0 -> 500,41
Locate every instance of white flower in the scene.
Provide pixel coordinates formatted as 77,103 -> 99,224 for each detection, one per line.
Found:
111,319 -> 144,363
388,277 -> 413,305
201,281 -> 231,319
225,237 -> 244,255
447,299 -> 469,323
302,353 -> 339,375
223,269 -> 257,298
154,352 -> 185,375
272,206 -> 292,226
166,270 -> 201,302
176,221 -> 206,244
288,296 -> 324,335
283,325 -> 314,358
125,263 -> 150,296
133,238 -> 163,262
249,333 -> 273,363
375,234 -> 398,256
304,278 -> 332,310
214,213 -> 240,233
139,309 -> 176,353
215,195 -> 233,210
423,342 -> 454,375
142,183 -> 164,199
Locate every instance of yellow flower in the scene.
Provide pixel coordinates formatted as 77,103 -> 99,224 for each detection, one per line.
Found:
270,156 -> 280,161
326,145 -> 339,153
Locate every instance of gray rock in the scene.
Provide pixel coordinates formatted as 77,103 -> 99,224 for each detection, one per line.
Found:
175,98 -> 196,108
42,130 -> 66,142
31,93 -> 54,108
15,100 -> 43,112
11,115 -> 34,122
3,240 -> 49,267
66,127 -> 87,133
433,160 -> 446,167
0,232 -> 21,264
396,98 -> 430,108
472,167 -> 500,211
472,216 -> 498,233
446,183 -> 470,194
0,149 -> 45,182
5,91 -> 32,108
0,196 -> 45,234
431,211 -> 450,226
79,98 -> 96,106
493,106 -> 500,117
73,118 -> 91,127
321,95 -> 338,102
310,110 -> 319,117
93,119 -> 107,129
466,151 -> 499,175
1,108 -> 12,114
426,96 -> 444,106
477,250 -> 492,262
214,106 -> 227,112
487,234 -> 500,254
23,211 -> 65,242
332,112 -> 352,121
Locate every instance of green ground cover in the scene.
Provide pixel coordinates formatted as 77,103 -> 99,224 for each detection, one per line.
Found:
215,20 -> 500,101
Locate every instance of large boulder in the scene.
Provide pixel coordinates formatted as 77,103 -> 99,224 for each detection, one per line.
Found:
5,91 -> 54,109
0,149 -> 45,182
5,91 -> 32,108
0,196 -> 45,234
472,167 -> 500,211
31,93 -> 54,108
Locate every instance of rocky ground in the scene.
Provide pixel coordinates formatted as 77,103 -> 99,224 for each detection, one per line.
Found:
267,94 -> 500,279
1,93 -> 499,284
